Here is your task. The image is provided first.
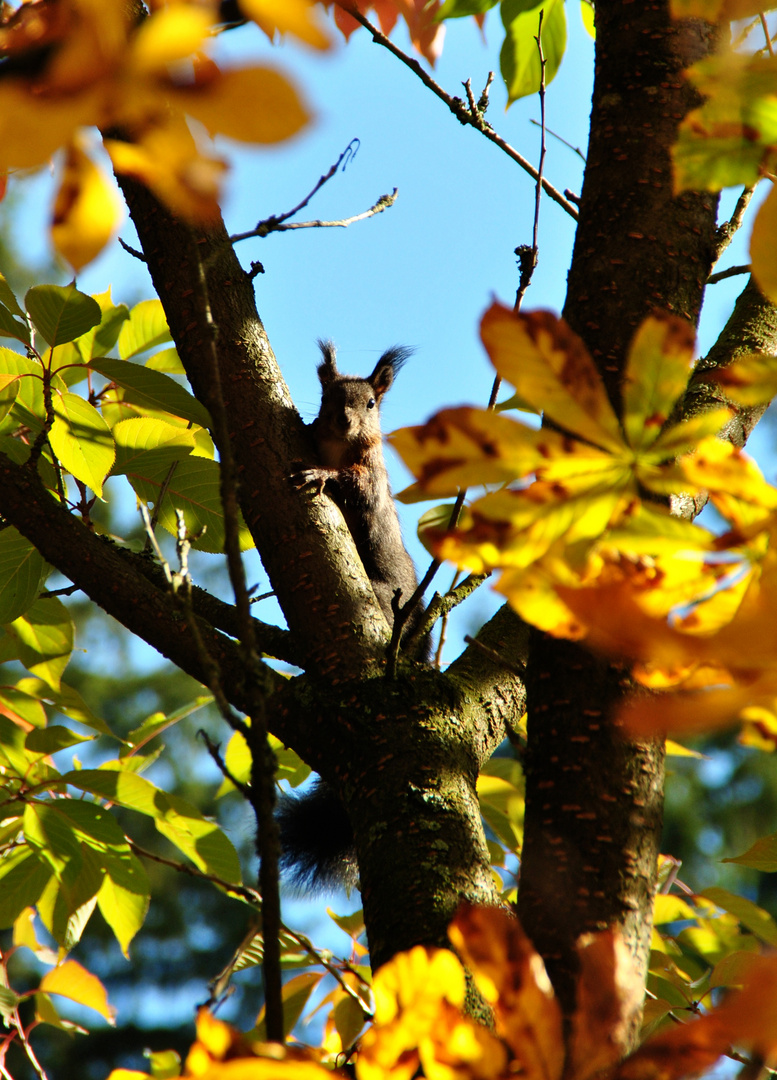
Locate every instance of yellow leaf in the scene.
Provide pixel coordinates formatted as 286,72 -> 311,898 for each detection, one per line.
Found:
0,81 -> 102,170
712,351 -> 777,408
390,407 -> 550,497
751,183 -> 777,304
682,438 -> 777,510
51,138 -> 123,271
238,0 -> 330,49
173,65 -> 311,145
40,959 -> 115,1022
479,302 -> 624,454
129,5 -> 213,74
622,312 -> 696,454
105,118 -> 226,225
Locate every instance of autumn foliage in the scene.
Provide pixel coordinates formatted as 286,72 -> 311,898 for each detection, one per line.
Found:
5,0 -> 777,1079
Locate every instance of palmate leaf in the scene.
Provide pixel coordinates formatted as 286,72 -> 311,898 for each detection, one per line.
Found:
394,303 -> 740,641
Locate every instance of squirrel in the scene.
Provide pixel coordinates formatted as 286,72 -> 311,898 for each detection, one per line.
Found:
279,340 -> 429,891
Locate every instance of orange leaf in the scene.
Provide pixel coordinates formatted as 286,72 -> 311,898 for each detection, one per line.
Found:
568,931 -> 644,1080
39,959 -> 115,1022
449,904 -> 564,1080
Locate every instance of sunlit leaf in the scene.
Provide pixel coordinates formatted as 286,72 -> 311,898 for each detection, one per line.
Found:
25,283 -> 101,347
173,64 -> 311,145
118,300 -> 172,360
751,184 -> 777,304
479,302 -> 623,452
90,357 -> 211,428
51,138 -> 123,272
40,960 -> 115,1023
238,0 -> 330,49
105,118 -> 226,225
623,313 -> 695,453
50,392 -> 115,497
501,0 -> 567,104
0,527 -> 47,624
8,598 -> 74,692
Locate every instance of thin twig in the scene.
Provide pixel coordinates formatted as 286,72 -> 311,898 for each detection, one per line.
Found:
230,138 -> 362,243
760,12 -> 775,55
529,118 -> 585,162
231,190 -> 397,243
129,837 -> 372,1016
338,3 -> 578,221
118,236 -> 147,262
404,571 -> 490,657
707,264 -> 751,285
714,186 -> 755,261
189,241 -> 284,1043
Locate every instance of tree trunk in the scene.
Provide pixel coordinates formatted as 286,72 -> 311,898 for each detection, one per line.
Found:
518,0 -> 719,1025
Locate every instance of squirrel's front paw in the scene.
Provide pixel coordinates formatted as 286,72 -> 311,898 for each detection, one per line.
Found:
289,468 -> 326,495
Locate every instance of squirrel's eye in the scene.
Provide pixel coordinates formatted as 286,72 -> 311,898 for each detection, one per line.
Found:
367,398 -> 376,409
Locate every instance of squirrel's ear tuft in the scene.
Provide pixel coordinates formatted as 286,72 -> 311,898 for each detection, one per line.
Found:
369,345 -> 414,396
317,339 -> 338,384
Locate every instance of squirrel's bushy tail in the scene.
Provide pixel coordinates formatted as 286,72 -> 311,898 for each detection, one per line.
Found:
277,780 -> 359,892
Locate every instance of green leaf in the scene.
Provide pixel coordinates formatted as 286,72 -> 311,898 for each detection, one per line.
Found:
0,684 -> 47,728
128,455 -> 254,553
0,849 -> 52,928
74,290 -> 130,361
111,417 -> 196,475
49,392 -> 115,497
0,303 -> 31,346
90,356 -> 211,428
26,726 -> 94,755
16,677 -> 115,737
121,695 -> 212,757
0,274 -> 25,319
146,347 -> 185,374
0,526 -> 47,623
438,0 -> 499,16
700,887 -> 777,947
36,871 -> 99,950
155,792 -> 242,883
147,1050 -> 182,1079
723,833 -> 777,872
25,284 -> 101,347
8,597 -> 74,692
58,767 -> 243,882
0,376 -> 19,425
96,854 -> 150,956
0,985 -> 20,1022
500,0 -> 567,104
118,299 -> 173,359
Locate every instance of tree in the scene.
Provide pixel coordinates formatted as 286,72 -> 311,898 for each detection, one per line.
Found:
3,0 -> 777,1078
